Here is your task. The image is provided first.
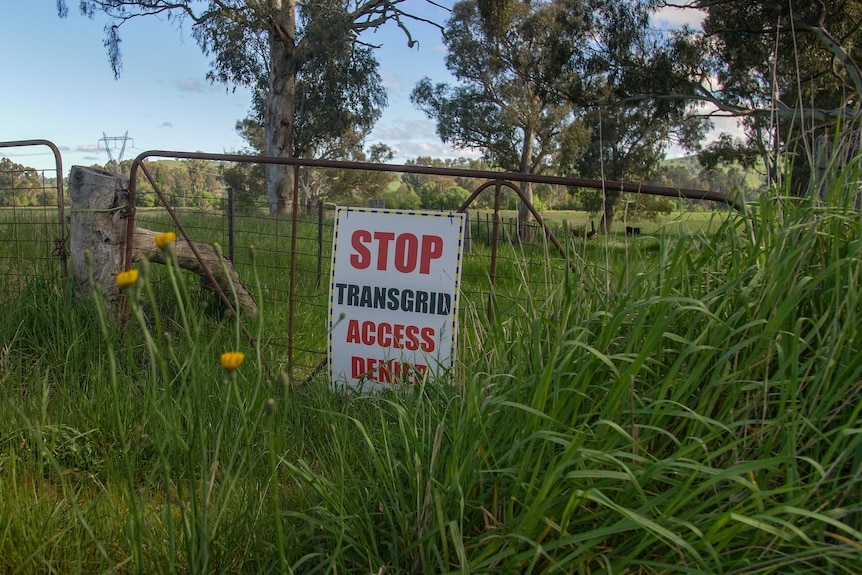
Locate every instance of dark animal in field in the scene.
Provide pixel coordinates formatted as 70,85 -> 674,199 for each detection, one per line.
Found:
571,220 -> 597,239
625,226 -> 641,236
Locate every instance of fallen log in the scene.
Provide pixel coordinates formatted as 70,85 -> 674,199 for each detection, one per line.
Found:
131,228 -> 258,318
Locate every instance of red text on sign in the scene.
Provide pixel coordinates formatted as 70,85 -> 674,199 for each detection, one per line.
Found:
351,356 -> 428,385
349,230 -> 444,274
345,319 -> 436,352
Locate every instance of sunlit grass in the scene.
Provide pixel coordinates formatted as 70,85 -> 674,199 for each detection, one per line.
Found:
1,180 -> 860,572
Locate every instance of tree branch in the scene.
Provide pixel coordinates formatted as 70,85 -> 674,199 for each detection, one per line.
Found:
788,5 -> 862,99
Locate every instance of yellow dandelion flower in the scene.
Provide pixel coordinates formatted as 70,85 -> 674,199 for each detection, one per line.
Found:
220,351 -> 245,372
155,232 -> 177,249
115,269 -> 139,289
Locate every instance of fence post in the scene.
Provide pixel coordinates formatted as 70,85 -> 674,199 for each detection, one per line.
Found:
317,200 -> 324,286
227,187 -> 235,262
288,164 -> 300,367
69,166 -> 128,314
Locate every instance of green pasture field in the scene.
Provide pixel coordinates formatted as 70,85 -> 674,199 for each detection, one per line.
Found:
1,193 -> 860,573
0,206 -> 733,374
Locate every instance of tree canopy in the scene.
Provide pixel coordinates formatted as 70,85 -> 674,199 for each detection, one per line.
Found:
58,0 -> 442,213
0,158 -> 52,207
53,0 -> 861,217
412,0 -> 593,231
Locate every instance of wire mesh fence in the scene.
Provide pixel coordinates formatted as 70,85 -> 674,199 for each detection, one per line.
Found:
2,143 -> 740,382
0,141 -> 66,301
130,166 -> 333,377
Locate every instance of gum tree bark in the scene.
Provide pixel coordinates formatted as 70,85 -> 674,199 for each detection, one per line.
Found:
265,0 -> 298,214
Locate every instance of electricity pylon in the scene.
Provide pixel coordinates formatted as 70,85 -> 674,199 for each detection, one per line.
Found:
98,132 -> 133,170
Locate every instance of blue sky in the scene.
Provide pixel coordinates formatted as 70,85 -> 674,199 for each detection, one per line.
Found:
2,2 -> 721,174
1,0 -> 462,172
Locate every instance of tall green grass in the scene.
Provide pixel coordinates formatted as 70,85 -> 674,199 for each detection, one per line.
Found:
1,180 -> 860,572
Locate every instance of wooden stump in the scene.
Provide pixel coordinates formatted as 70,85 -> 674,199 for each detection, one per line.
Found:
69,166 -> 128,312
69,165 -> 257,318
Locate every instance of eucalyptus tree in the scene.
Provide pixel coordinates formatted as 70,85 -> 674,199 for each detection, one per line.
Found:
57,0 -> 441,214
297,130 -> 397,208
658,0 -> 862,193
567,99 -> 705,231
553,1 -> 710,231
411,0 -> 705,234
411,0 -> 590,234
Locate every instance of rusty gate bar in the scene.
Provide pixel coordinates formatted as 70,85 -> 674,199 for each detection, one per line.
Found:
288,164 -> 300,364
125,149 -> 744,211
0,139 -> 68,277
125,147 -> 746,281
317,201 -> 324,286
131,161 -> 265,362
490,182 -> 502,321
490,182 -> 502,285
459,177 -> 579,278
125,149 -> 745,366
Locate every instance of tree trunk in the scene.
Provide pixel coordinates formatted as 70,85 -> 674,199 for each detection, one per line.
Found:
69,166 -> 257,319
265,1 -> 298,215
600,200 -> 615,234
517,126 -> 534,239
517,180 -> 534,239
600,189 -> 621,234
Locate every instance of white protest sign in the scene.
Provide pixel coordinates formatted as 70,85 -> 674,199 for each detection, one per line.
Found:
328,207 -> 465,391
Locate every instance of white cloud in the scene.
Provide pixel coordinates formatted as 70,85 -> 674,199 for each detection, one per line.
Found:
709,114 -> 746,141
372,118 -> 435,141
172,77 -> 208,93
652,6 -> 705,29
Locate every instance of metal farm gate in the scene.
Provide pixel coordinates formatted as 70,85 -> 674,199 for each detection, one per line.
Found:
1,141 -> 741,379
